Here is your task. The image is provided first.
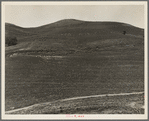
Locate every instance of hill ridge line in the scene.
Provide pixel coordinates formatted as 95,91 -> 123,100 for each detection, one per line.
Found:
6,19 -> 142,29
5,91 -> 144,114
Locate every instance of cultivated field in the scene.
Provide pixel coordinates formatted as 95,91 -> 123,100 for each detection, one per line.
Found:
5,51 -> 144,111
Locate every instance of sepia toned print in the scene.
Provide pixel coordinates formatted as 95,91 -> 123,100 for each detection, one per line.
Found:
2,1 -> 148,120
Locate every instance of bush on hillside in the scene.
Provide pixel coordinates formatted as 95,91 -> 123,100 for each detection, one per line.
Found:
123,31 -> 126,35
5,36 -> 17,46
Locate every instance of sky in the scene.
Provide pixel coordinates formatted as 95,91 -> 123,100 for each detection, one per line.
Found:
5,5 -> 145,28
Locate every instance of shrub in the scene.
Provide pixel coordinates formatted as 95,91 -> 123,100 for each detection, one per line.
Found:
5,36 -> 17,46
123,31 -> 126,35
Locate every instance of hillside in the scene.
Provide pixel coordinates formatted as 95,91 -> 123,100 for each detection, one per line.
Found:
5,19 -> 144,56
5,19 -> 144,113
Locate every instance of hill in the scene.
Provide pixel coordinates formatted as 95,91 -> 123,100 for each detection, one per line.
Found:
5,19 -> 144,56
5,19 -> 144,113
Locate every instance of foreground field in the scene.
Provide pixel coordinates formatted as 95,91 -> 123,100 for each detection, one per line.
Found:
6,93 -> 144,114
5,51 -> 144,111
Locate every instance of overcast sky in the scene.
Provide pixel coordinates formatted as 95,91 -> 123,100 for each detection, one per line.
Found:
5,5 -> 145,28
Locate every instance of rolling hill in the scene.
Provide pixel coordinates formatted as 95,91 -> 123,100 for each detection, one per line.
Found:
5,19 -> 144,56
5,19 -> 144,113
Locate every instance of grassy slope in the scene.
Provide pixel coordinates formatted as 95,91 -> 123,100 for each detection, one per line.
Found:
5,19 -> 144,55
5,19 -> 144,113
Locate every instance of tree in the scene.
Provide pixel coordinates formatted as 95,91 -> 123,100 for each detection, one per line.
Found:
123,31 -> 126,35
5,36 -> 17,46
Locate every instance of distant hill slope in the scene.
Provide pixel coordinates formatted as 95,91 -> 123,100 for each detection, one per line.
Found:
5,19 -> 144,55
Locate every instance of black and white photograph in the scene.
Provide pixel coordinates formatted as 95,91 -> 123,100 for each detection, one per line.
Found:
1,1 -> 148,120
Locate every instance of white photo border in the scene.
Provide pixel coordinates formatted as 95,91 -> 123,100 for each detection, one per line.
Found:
1,1 -> 148,120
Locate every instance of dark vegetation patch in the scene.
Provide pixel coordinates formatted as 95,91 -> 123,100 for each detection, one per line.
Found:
5,36 -> 17,46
